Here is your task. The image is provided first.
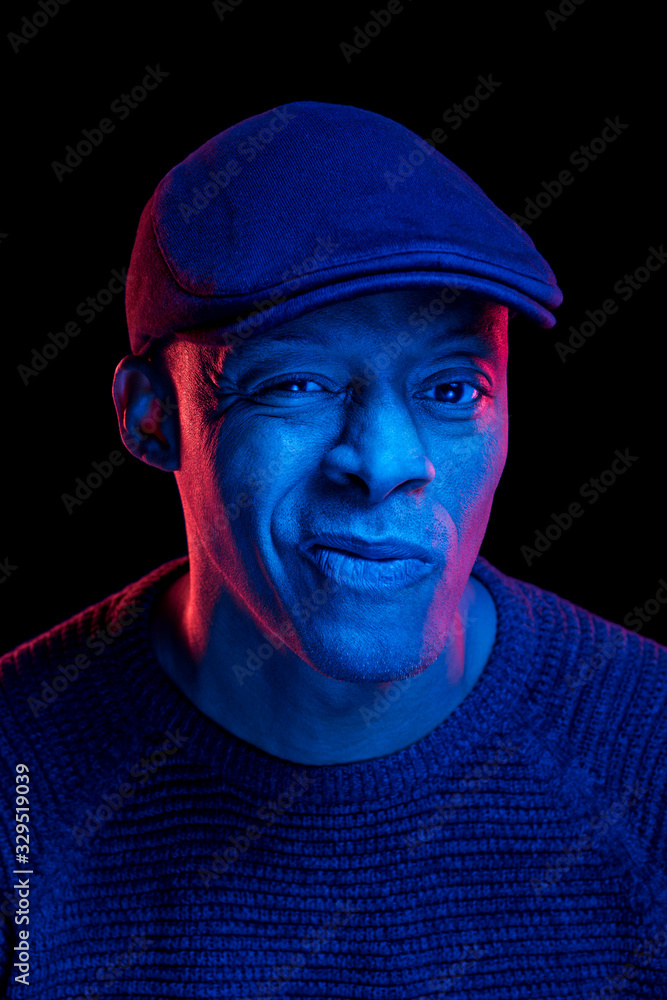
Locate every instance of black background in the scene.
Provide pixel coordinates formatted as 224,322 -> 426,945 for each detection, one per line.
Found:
1,1 -> 665,653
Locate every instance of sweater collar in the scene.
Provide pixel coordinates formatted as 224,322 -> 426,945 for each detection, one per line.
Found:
107,552 -> 544,800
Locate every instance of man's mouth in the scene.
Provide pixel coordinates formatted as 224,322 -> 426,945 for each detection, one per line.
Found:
299,532 -> 436,590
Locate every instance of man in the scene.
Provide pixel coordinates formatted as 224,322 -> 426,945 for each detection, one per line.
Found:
1,100 -> 666,997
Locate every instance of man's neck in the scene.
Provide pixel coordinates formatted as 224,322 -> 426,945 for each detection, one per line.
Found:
148,569 -> 496,765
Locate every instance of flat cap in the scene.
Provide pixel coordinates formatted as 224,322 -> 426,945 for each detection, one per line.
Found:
125,100 -> 563,355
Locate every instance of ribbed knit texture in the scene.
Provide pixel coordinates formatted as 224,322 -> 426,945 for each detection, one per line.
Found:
1,554 -> 666,998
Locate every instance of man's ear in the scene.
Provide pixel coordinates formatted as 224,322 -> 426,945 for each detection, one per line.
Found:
112,354 -> 180,471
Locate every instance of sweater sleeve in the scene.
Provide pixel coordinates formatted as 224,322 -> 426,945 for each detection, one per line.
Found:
526,592 -> 667,931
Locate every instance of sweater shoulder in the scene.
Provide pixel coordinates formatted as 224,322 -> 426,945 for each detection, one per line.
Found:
474,555 -> 667,724
0,555 -> 188,746
476,557 -> 667,880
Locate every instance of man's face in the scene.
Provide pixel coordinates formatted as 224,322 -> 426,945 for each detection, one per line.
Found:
159,287 -> 509,683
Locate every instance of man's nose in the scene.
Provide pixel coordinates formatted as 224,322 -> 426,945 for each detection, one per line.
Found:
320,388 -> 435,503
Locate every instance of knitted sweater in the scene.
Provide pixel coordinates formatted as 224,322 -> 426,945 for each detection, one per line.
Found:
0,554 -> 666,999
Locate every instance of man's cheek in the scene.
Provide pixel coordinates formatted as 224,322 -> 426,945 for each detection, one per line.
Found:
477,418 -> 509,488
212,438 -> 263,515
216,428 -> 300,502
440,431 -> 505,496
436,454 -> 501,544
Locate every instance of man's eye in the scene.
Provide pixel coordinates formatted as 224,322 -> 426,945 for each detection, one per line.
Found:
421,382 -> 483,404
249,377 -> 487,405
256,378 -> 325,395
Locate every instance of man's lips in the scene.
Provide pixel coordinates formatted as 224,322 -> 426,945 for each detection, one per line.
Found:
292,532 -> 439,591
299,531 -> 435,562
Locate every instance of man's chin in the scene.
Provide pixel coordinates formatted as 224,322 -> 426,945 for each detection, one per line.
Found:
302,641 -> 442,685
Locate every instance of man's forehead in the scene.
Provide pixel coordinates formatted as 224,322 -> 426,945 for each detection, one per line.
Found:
201,292 -> 507,366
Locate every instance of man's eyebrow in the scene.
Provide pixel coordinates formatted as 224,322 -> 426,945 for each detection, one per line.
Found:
206,330 -> 318,364
418,330 -> 503,362
425,348 -> 495,364
203,323 -> 501,366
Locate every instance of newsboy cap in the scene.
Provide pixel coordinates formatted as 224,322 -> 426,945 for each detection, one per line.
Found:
125,100 -> 563,355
